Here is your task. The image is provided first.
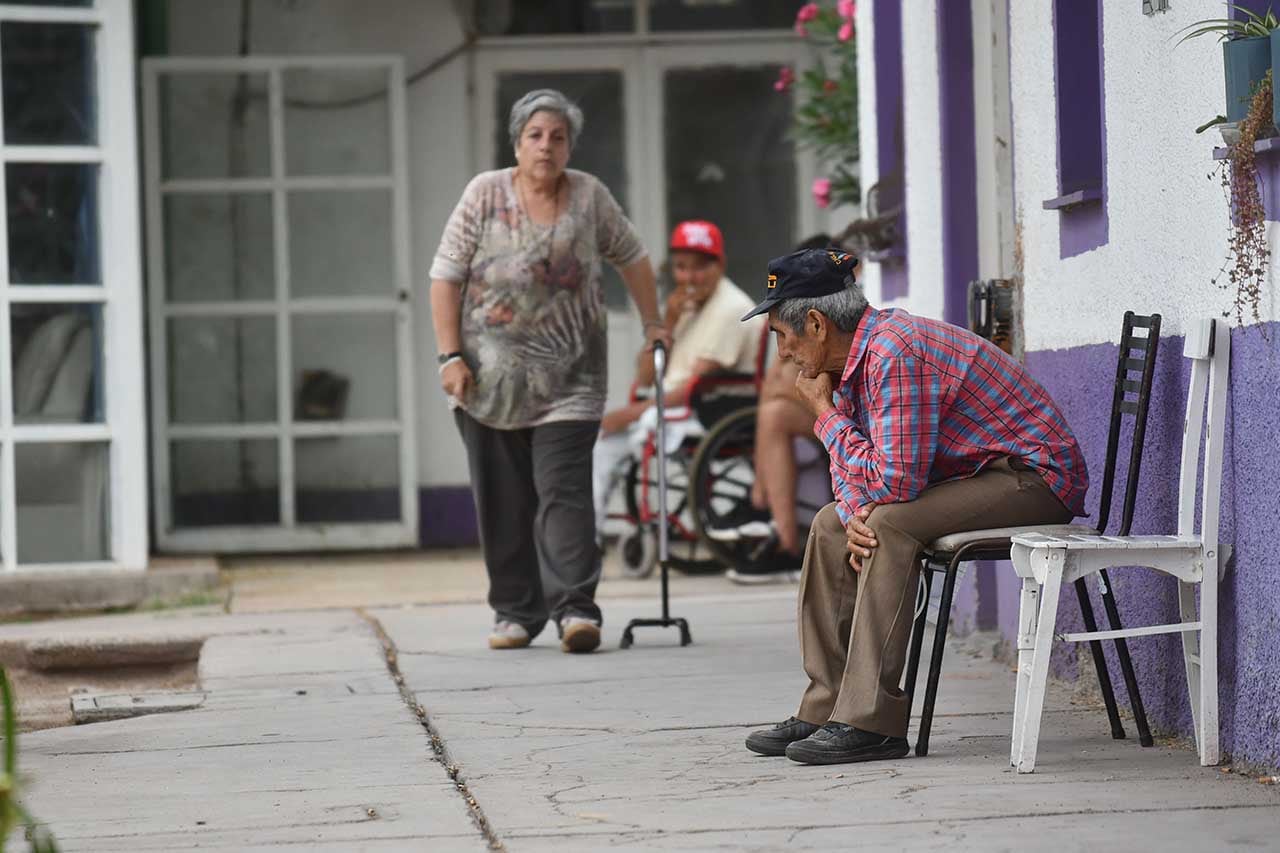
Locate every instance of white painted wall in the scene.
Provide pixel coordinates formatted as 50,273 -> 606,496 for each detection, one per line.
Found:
1009,2 -> 1279,350
897,0 -> 945,321
165,0 -> 473,487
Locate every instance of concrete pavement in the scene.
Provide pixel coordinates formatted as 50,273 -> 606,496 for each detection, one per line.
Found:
1,558 -> 1276,851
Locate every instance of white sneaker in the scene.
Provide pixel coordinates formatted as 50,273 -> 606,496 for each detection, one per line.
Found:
706,519 -> 776,542
559,616 -> 602,653
488,620 -> 531,650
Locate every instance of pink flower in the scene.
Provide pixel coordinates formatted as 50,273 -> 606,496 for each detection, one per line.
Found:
812,177 -> 832,208
774,66 -> 795,92
796,3 -> 820,23
838,20 -> 855,42
837,0 -> 857,19
822,79 -> 839,93
794,21 -> 808,37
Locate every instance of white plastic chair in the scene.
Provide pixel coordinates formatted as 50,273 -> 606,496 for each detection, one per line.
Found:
1008,317 -> 1231,773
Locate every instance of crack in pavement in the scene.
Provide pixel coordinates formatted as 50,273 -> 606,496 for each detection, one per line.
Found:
356,608 -> 505,851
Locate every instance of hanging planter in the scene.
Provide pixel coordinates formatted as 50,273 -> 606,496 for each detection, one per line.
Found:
1178,5 -> 1280,136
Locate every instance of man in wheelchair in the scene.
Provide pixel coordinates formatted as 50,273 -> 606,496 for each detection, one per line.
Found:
741,248 -> 1088,766
592,220 -> 765,538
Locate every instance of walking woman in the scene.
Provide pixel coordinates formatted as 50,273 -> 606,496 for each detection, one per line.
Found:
430,89 -> 667,653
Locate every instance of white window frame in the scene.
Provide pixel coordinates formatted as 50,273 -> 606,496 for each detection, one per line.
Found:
141,55 -> 418,553
0,0 -> 147,572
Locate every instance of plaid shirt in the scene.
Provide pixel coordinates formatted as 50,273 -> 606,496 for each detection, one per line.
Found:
815,308 -> 1088,525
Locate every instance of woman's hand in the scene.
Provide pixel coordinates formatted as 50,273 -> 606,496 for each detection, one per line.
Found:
846,504 -> 878,572
440,359 -> 474,400
644,320 -> 673,352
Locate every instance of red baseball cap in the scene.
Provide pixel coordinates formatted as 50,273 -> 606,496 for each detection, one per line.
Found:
669,220 -> 725,263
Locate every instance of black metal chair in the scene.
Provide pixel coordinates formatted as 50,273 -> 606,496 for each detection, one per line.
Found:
904,311 -> 1161,757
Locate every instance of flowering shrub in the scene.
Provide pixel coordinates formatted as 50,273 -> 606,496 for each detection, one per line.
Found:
776,1 -> 860,209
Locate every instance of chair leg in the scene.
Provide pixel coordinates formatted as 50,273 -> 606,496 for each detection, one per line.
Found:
903,562 -> 932,713
1014,555 -> 1064,774
1199,563 -> 1221,766
1073,578 -> 1126,740
1178,580 -> 1204,757
1097,569 -> 1154,748
1011,576 -> 1039,767
916,557 -> 960,758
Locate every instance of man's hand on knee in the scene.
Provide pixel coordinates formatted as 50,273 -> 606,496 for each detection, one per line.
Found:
846,504 -> 877,572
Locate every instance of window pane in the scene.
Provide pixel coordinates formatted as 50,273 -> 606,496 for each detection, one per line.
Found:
284,67 -> 390,176
292,314 -> 397,421
296,435 -> 399,524
495,71 -> 630,308
474,0 -> 633,34
160,73 -> 270,180
289,190 -> 392,298
168,316 -> 277,424
1,22 -> 96,145
10,303 -> 103,424
664,65 -> 796,292
165,193 -> 275,302
16,441 -> 108,563
650,0 -> 797,31
171,439 -> 279,527
6,163 -> 99,284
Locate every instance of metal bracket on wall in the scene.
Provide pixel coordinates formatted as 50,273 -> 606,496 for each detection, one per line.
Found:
1142,0 -> 1170,15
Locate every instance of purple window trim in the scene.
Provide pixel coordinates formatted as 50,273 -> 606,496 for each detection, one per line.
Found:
1042,187 -> 1103,210
1050,0 -> 1109,258
874,0 -> 908,299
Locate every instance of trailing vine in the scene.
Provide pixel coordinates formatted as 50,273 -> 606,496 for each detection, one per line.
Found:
1212,69 -> 1272,326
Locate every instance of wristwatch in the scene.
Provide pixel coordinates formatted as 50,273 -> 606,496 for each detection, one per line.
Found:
437,351 -> 463,365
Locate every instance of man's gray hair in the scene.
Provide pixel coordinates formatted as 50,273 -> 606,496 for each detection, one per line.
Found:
508,89 -> 584,150
774,276 -> 869,335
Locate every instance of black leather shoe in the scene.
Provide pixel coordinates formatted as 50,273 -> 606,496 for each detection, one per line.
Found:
784,723 -> 910,765
745,716 -> 822,756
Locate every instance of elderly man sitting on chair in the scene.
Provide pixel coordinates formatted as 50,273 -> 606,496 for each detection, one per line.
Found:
741,249 -> 1089,765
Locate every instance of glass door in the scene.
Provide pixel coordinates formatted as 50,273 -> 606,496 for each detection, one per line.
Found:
0,0 -> 147,571
142,56 -> 417,552
643,42 -> 823,290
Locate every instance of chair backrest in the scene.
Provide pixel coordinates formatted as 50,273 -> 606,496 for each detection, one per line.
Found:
1095,311 -> 1161,537
1177,318 -> 1231,552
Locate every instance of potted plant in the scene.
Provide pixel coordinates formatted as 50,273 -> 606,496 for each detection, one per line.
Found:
1178,4 -> 1278,137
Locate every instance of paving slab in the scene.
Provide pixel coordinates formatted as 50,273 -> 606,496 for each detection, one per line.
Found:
376,591 -> 1280,852
9,608 -> 484,852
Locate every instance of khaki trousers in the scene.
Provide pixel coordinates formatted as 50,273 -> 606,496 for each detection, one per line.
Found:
796,459 -> 1073,737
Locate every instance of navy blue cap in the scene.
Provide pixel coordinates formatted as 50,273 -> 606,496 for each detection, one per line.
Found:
740,248 -> 859,321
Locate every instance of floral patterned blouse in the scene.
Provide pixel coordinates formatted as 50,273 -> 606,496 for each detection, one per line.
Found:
430,168 -> 647,430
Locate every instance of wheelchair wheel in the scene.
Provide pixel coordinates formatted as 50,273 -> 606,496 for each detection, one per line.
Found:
621,453 -> 725,576
617,527 -> 657,579
688,406 -> 764,568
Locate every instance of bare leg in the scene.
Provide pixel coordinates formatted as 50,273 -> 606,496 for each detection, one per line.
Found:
752,361 -> 804,511
755,396 -> 817,554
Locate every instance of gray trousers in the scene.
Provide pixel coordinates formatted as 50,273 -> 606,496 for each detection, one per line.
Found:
454,410 -> 602,638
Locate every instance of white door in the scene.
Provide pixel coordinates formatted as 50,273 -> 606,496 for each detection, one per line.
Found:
142,56 -> 417,552
0,0 -> 147,571
643,42 -> 825,292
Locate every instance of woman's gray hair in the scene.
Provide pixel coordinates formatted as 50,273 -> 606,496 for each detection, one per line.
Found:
508,89 -> 584,150
774,276 -> 869,335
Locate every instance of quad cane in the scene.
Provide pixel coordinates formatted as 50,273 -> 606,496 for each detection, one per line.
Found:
620,340 -> 692,648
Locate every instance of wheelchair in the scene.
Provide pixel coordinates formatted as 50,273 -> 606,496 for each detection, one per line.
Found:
607,330 -> 830,579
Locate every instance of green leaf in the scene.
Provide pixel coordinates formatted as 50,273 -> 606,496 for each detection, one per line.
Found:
1,670 -> 15,778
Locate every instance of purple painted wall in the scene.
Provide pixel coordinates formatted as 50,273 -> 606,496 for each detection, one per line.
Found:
420,486 -> 480,548
873,0 -> 908,298
1017,321 -> 1280,770
1051,0 -> 1109,257
936,0 -> 978,327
